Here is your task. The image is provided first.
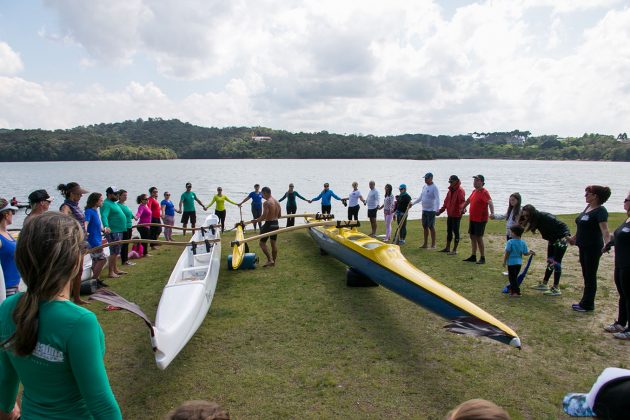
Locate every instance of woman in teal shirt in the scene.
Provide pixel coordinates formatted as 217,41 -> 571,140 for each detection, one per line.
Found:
0,212 -> 122,419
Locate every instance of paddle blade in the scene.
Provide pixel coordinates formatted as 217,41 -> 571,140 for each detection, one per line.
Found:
90,289 -> 154,330
444,316 -> 515,340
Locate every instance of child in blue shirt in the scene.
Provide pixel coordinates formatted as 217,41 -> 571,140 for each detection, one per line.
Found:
503,225 -> 535,297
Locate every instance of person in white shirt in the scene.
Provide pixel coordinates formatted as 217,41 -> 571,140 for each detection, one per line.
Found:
365,180 -> 380,236
343,182 -> 366,221
410,172 -> 440,248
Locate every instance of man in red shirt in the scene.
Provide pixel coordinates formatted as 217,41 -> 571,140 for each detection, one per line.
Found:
460,175 -> 494,264
148,186 -> 162,247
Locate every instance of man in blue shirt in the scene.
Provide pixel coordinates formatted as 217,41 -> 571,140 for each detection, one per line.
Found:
310,183 -> 342,215
239,184 -> 263,231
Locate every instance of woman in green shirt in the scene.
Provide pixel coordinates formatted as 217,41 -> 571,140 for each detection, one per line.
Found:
206,187 -> 239,232
0,212 -> 122,419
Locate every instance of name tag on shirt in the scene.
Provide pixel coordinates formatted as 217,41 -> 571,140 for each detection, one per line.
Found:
581,215 -> 590,221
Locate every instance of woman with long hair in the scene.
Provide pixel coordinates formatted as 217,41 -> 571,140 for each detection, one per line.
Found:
570,185 -> 611,312
493,192 -> 522,240
382,184 -> 396,242
118,189 -> 137,265
520,204 -> 572,296
0,212 -> 121,419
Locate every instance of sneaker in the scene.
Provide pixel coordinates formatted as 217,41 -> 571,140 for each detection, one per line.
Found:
604,323 -> 625,333
398,240 -> 405,245
463,255 -> 477,262
532,283 -> 550,291
502,271 -> 509,276
447,251 -> 458,256
571,303 -> 586,312
476,257 -> 486,265
123,261 -> 136,266
572,303 -> 589,312
613,331 -> 630,340
543,287 -> 561,296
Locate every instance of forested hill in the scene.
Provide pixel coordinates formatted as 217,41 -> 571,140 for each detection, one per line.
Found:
1,118 -> 629,161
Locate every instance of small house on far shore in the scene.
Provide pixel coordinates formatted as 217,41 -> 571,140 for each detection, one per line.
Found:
252,136 -> 272,142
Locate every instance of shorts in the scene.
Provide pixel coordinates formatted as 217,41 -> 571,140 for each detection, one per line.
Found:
181,211 -> 196,225
468,221 -> 487,236
90,251 -> 106,261
367,208 -> 378,219
105,232 -> 123,255
252,206 -> 262,220
260,221 -> 279,243
422,211 -> 436,228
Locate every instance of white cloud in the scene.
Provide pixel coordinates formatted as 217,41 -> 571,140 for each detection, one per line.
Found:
0,42 -> 24,75
0,1 -> 628,136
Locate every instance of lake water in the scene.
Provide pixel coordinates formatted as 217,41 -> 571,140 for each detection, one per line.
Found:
3,159 -> 629,229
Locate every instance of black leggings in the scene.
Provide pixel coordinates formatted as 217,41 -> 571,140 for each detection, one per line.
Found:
578,246 -> 602,310
121,227 -> 132,263
348,205 -> 360,221
150,217 -> 162,241
137,226 -> 150,256
543,239 -> 567,287
614,267 -> 630,329
215,210 -> 226,232
322,205 -> 332,215
286,205 -> 296,227
446,216 -> 461,242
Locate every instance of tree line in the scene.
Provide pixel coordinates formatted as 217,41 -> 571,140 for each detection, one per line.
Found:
1,118 -> 629,161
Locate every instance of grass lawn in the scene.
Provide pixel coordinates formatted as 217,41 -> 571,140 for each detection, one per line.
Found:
94,213 -> 628,419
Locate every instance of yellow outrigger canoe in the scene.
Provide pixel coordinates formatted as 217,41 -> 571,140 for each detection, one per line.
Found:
307,220 -> 521,348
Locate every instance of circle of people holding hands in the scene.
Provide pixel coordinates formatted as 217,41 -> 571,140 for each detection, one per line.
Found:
1,174 -> 630,418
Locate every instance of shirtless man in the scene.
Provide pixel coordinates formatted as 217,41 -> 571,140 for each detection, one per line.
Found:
251,186 -> 282,267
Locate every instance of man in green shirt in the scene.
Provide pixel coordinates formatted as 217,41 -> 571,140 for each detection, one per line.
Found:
178,182 -> 206,235
101,187 -> 127,278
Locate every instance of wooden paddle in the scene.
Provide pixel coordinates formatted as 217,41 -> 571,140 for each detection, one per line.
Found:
236,213 -> 334,227
231,220 -> 359,246
391,206 -> 410,244
86,238 -> 220,254
135,223 -> 220,231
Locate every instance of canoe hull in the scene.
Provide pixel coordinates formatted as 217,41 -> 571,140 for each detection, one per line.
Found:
153,215 -> 221,369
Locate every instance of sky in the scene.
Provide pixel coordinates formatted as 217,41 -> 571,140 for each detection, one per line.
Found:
0,0 -> 629,136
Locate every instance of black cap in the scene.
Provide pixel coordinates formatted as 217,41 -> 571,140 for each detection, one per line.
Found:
186,182 -> 192,188
28,189 -> 52,204
473,174 -> 485,183
448,175 -> 459,182
105,186 -> 119,195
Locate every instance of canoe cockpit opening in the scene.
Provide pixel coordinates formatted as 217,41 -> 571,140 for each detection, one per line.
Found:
360,242 -> 383,250
346,235 -> 364,241
193,253 -> 212,265
179,266 -> 207,282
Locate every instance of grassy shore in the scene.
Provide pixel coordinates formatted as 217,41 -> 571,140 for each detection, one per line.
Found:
93,214 -> 627,419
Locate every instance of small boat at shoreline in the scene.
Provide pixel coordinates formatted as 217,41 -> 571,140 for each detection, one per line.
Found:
307,220 -> 521,349
152,214 -> 222,369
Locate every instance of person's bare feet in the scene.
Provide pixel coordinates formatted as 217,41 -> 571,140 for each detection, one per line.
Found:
74,298 -> 89,305
263,261 -> 275,267
116,271 -> 128,275
108,273 -> 120,278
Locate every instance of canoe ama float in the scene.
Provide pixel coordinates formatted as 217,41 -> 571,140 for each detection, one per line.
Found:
91,214 -> 222,369
307,220 -> 521,348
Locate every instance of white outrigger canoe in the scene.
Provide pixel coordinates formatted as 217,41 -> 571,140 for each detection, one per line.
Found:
152,214 -> 221,369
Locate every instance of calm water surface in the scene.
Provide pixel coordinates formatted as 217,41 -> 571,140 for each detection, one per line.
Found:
3,159 -> 629,229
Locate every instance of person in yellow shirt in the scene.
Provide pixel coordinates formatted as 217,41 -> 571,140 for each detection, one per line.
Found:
206,187 -> 239,232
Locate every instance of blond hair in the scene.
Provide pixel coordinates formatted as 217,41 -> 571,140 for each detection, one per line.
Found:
446,399 -> 510,420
